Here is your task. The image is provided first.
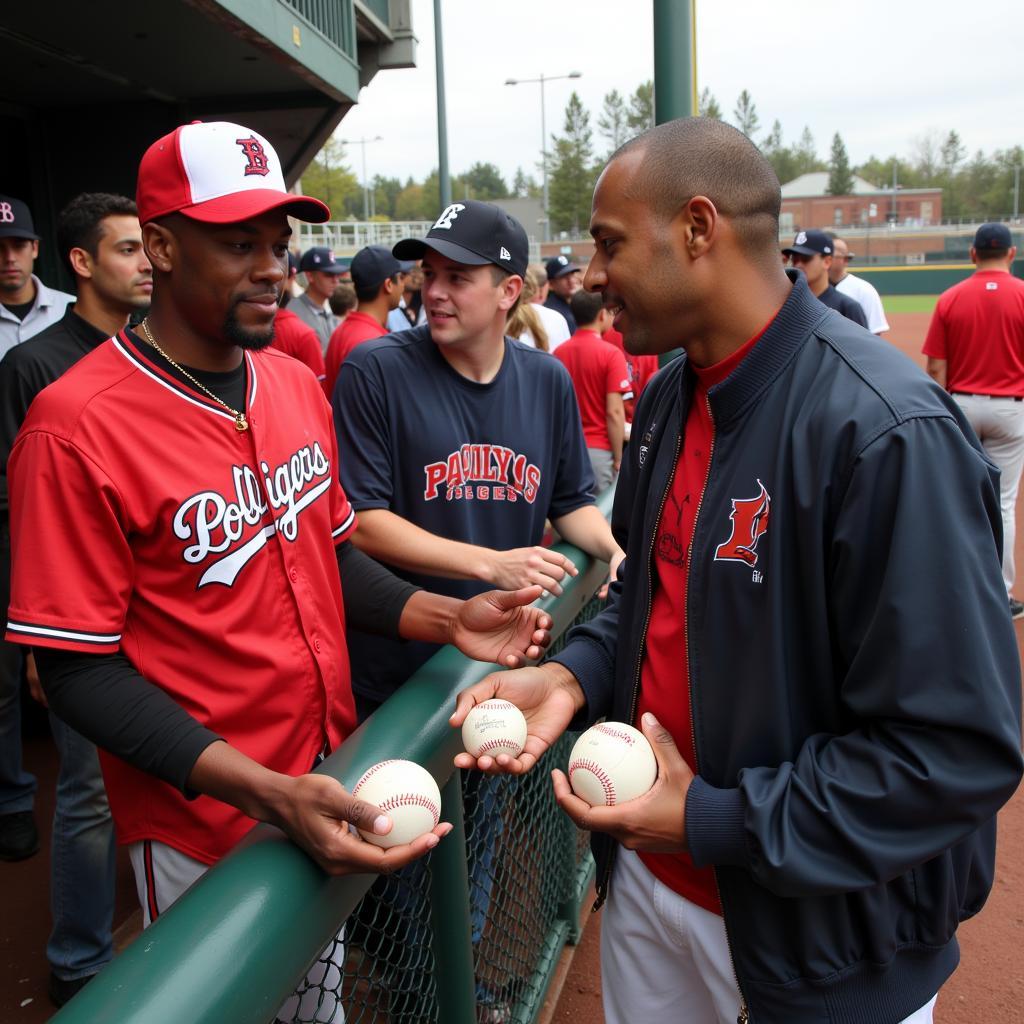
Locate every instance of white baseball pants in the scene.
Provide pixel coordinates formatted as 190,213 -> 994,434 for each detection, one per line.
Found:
129,839 -> 346,1023
601,848 -> 936,1024
954,393 -> 1024,595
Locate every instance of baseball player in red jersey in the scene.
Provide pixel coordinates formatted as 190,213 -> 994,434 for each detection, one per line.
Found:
4,121 -> 552,1018
924,222 -> 1024,617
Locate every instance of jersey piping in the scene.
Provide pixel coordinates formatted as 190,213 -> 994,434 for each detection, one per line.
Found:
112,329 -> 258,425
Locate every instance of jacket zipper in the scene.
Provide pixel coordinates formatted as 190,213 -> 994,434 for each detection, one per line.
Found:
687,393 -> 750,1024
593,415 -> 683,913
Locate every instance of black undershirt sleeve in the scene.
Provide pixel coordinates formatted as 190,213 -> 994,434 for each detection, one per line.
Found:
337,539 -> 421,635
32,543 -> 421,794
33,646 -> 221,796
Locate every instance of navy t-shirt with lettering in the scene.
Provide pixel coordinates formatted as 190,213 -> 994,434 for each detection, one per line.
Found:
333,324 -> 595,703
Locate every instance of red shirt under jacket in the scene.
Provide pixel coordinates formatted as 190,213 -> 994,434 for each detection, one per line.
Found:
637,317 -> 775,915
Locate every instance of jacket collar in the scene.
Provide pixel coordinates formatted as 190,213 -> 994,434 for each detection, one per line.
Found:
688,271 -> 830,428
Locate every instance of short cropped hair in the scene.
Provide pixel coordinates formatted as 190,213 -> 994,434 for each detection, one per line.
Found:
329,282 -> 358,316
490,264 -> 522,317
570,289 -> 605,327
57,193 -> 137,277
355,273 -> 400,304
612,118 -> 782,260
976,247 -> 1010,262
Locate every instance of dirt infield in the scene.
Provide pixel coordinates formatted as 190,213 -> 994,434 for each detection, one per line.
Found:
550,310 -> 1024,1024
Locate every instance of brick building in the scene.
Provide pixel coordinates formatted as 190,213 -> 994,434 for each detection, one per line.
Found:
780,172 -> 942,234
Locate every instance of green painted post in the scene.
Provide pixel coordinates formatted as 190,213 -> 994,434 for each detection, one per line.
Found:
653,0 -> 697,123
653,0 -> 696,367
429,773 -> 477,1024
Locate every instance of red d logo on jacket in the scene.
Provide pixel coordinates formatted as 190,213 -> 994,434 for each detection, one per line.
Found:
715,480 -> 770,566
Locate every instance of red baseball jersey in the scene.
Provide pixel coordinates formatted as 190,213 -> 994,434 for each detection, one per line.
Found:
553,329 -> 633,450
6,329 -> 357,863
324,311 -> 388,399
271,306 -> 326,384
923,270 -> 1024,396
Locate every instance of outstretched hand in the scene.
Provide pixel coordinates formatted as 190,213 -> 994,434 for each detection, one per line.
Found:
450,662 -> 585,774
551,711 -> 694,852
450,585 -> 553,668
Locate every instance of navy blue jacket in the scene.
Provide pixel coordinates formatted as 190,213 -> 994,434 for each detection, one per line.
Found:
553,274 -> 1023,1023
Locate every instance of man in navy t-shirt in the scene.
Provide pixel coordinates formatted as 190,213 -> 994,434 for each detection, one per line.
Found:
333,200 -> 624,713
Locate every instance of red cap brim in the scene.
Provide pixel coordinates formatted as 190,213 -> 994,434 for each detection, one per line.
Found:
177,190 -> 330,225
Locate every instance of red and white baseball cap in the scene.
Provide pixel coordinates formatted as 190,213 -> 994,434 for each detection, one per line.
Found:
136,121 -> 330,226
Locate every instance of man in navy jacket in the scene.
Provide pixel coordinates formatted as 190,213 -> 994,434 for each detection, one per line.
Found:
452,118 -> 1022,1024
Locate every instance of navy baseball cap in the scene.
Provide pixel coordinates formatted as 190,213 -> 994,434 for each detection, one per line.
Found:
974,223 -> 1013,251
350,245 -> 415,292
783,229 -> 833,257
299,246 -> 350,274
394,201 -> 528,278
545,254 -> 582,280
0,196 -> 39,241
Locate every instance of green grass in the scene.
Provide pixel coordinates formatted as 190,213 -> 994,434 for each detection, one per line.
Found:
881,294 -> 938,315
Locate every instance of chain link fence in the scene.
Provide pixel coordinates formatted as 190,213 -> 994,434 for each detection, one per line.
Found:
281,593 -> 604,1024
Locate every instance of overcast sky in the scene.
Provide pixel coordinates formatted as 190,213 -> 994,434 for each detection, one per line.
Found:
336,0 -> 1023,191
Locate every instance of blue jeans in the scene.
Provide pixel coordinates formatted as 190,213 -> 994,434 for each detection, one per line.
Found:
46,712 -> 116,980
0,516 -> 35,815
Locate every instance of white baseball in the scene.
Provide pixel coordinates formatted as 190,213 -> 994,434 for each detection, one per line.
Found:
351,759 -> 442,849
461,698 -> 528,759
568,723 -> 657,806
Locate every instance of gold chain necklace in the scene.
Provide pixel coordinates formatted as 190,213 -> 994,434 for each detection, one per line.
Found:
140,319 -> 249,431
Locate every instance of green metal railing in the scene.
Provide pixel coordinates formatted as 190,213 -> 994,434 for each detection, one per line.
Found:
283,0 -> 357,56
54,488 -> 614,1024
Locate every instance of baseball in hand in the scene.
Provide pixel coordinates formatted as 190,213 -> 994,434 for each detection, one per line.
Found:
568,722 -> 657,806
351,759 -> 442,849
461,698 -> 528,759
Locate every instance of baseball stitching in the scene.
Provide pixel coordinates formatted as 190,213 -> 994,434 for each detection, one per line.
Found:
595,723 -> 635,745
476,737 -> 521,755
378,793 -> 440,826
477,700 -> 517,713
569,758 -> 617,805
352,759 -> 398,795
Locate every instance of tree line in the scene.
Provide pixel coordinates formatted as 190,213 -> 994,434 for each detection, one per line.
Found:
301,84 -> 1023,233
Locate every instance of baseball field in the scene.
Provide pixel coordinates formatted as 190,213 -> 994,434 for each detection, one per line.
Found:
548,305 -> 1024,1024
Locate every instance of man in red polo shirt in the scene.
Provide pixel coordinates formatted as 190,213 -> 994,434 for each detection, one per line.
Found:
924,222 -> 1024,617
553,290 -> 632,491
323,245 -> 411,398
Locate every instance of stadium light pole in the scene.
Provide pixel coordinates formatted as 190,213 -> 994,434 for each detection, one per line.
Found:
505,71 -> 582,242
340,135 -> 383,221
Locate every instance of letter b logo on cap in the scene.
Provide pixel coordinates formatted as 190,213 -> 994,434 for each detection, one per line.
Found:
433,203 -> 466,231
0,203 -> 13,224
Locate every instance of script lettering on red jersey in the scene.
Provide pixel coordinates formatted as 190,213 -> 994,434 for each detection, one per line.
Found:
174,442 -> 331,587
423,444 -> 541,504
